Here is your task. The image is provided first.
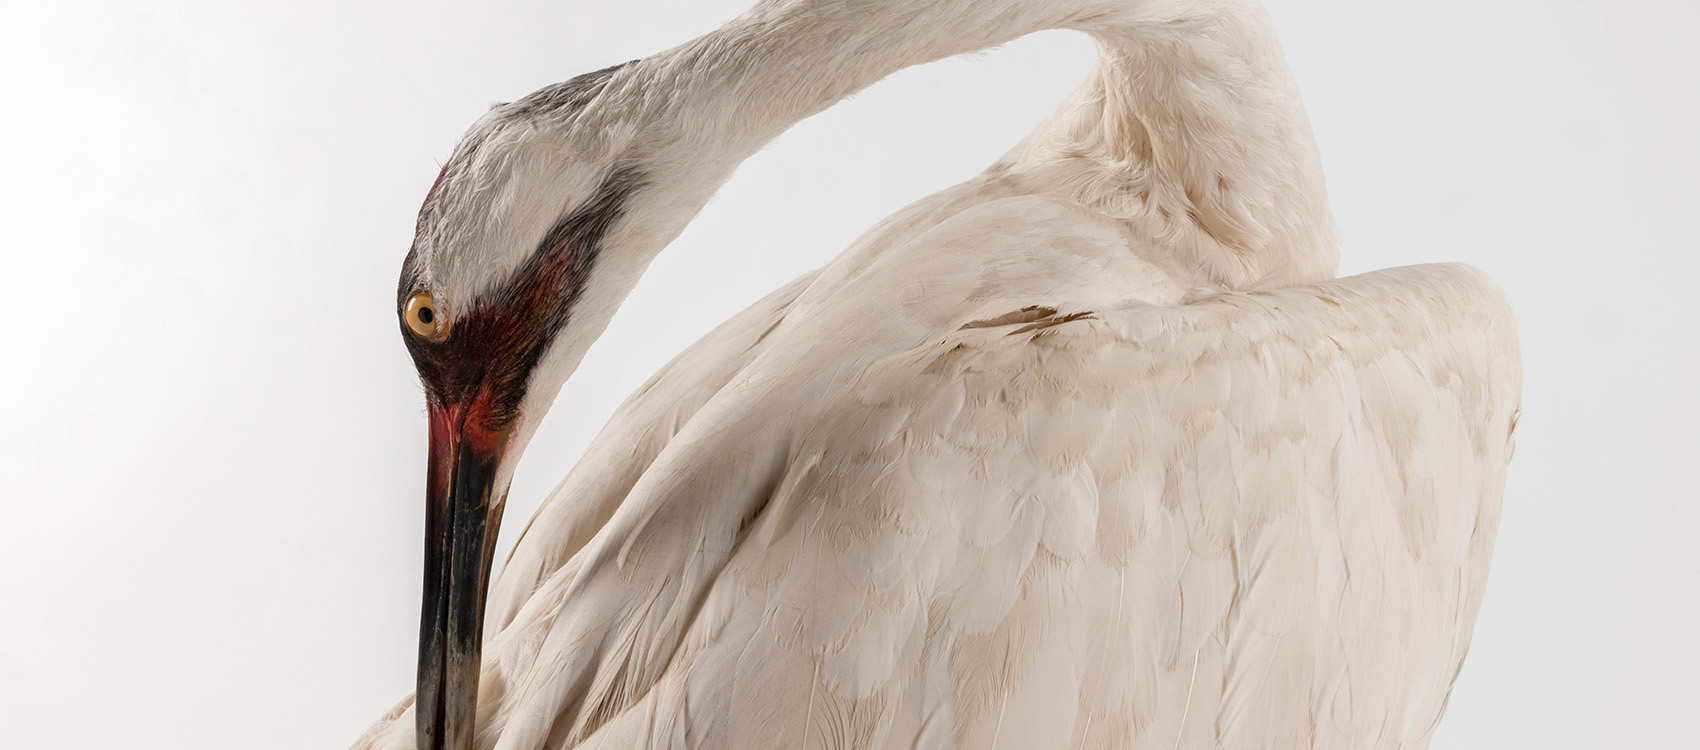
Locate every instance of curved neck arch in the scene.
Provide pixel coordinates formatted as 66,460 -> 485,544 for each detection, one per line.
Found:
590,0 -> 1334,291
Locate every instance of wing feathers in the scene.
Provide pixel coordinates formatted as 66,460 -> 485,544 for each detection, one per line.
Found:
359,260 -> 1518,750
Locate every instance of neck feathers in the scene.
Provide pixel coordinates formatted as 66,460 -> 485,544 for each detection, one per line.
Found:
1023,4 -> 1337,287
614,0 -> 1335,289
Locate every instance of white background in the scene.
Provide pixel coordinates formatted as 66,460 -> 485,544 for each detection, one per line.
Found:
2,1 -> 1696,747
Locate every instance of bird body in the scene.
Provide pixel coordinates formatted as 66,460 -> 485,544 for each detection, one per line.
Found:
362,1 -> 1521,748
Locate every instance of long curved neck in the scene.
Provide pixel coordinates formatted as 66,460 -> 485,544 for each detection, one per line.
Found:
653,1 -> 1090,151
608,0 -> 1334,289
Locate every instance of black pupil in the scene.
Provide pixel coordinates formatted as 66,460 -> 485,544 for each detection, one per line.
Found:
417,306 -> 434,324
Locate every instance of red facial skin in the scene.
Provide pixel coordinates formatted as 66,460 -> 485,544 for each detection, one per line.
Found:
401,155 -> 637,750
405,237 -> 588,470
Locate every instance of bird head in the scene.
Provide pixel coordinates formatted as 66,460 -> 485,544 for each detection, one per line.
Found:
392,62 -> 681,750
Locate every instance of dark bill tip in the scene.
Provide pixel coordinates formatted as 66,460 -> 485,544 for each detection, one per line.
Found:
417,414 -> 506,750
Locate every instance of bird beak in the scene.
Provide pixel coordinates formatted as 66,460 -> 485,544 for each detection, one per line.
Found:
415,402 -> 508,750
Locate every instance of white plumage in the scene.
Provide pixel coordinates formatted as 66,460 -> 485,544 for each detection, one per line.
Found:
360,1 -> 1521,748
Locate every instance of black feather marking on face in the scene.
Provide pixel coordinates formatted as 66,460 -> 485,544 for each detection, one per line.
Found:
398,166 -> 645,446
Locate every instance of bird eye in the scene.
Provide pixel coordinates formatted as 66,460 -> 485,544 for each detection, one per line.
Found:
405,293 -> 443,339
